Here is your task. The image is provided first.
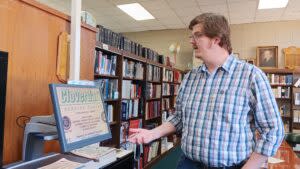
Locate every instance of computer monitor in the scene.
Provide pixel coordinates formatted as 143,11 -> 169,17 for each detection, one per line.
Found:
49,84 -> 112,152
0,51 -> 8,168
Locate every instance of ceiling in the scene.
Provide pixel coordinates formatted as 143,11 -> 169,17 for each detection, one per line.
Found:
37,0 -> 300,33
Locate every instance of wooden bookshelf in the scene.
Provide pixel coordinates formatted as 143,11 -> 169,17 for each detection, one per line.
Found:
94,36 -> 184,168
262,68 -> 294,132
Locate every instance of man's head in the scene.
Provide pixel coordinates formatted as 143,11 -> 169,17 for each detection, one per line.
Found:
189,13 -> 232,59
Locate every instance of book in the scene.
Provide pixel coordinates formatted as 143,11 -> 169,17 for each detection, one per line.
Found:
71,145 -> 116,164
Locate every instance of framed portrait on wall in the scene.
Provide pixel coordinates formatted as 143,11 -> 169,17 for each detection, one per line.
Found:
256,46 -> 278,68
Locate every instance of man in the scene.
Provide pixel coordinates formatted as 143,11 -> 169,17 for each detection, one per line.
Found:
129,13 -> 284,169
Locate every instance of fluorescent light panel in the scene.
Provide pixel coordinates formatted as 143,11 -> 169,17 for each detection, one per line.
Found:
117,3 -> 154,21
258,0 -> 288,9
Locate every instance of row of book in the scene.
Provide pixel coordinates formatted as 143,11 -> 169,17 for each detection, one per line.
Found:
146,83 -> 161,99
162,68 -> 173,82
94,50 -> 117,76
94,79 -> 119,100
174,84 -> 179,95
272,86 -> 290,98
266,74 -> 293,85
120,119 -> 143,144
97,25 -> 123,50
105,104 -> 114,123
142,47 -> 159,62
122,80 -> 142,99
123,59 -> 144,79
294,110 -> 300,123
162,83 -> 172,96
174,70 -> 183,83
279,104 -> 290,117
145,101 -> 161,120
295,92 -> 300,105
120,119 -> 144,168
162,98 -> 170,110
143,141 -> 159,165
97,25 -> 164,63
147,65 -> 161,82
161,111 -> 174,153
121,99 -> 141,121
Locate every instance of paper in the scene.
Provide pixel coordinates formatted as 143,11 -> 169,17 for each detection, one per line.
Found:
37,158 -> 82,169
116,149 -> 132,158
71,145 -> 116,161
268,157 -> 284,164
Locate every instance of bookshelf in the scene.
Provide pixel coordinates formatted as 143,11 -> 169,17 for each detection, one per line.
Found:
94,24 -> 187,168
94,37 -> 184,168
262,68 -> 294,132
292,69 -> 300,130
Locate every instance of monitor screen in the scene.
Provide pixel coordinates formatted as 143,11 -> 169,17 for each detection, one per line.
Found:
0,51 -> 8,168
49,84 -> 111,152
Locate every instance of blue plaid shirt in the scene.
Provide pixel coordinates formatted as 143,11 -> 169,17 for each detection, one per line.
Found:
167,54 -> 284,167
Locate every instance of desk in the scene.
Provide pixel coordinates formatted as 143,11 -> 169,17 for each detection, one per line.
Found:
3,152 -> 134,169
268,141 -> 300,169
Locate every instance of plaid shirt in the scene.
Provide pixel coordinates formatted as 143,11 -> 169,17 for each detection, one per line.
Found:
167,54 -> 284,167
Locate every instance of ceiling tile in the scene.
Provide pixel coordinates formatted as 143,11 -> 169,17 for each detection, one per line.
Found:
173,7 -> 201,17
255,8 -> 285,20
146,24 -> 167,31
196,0 -> 227,6
165,23 -> 186,29
158,17 -> 183,25
199,4 -> 228,13
151,9 -> 178,18
166,0 -> 199,8
139,0 -> 170,11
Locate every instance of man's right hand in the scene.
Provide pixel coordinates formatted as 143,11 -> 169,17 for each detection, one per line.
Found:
128,128 -> 159,144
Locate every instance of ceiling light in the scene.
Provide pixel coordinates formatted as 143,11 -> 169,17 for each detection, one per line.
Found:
258,0 -> 288,9
117,3 -> 154,21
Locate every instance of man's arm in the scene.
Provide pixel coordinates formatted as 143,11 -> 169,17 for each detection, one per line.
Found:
128,122 -> 176,144
242,68 -> 285,169
242,152 -> 267,169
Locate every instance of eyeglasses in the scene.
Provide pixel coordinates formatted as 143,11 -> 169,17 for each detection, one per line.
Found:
189,32 -> 205,41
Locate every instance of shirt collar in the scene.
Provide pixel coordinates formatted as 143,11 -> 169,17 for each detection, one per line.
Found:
198,54 -> 237,74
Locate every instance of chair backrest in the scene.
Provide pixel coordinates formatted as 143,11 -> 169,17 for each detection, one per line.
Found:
285,133 -> 300,146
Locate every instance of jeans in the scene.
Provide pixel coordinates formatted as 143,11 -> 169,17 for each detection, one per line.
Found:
176,155 -> 246,169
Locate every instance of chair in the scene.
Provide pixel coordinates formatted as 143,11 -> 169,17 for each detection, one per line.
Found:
285,133 -> 300,157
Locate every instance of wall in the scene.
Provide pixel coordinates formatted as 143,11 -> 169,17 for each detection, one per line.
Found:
0,0 -> 96,164
125,20 -> 300,69
124,29 -> 193,70
231,20 -> 300,68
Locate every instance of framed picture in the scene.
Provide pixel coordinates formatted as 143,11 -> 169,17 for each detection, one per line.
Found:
256,46 -> 278,68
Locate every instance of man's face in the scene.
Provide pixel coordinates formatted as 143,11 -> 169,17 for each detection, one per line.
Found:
189,23 -> 213,60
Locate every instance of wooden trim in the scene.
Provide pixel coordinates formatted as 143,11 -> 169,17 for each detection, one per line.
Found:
122,51 -> 146,63
262,68 -> 294,74
20,0 -> 97,33
146,59 -> 164,67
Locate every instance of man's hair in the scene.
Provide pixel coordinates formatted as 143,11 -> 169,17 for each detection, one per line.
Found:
189,13 -> 232,54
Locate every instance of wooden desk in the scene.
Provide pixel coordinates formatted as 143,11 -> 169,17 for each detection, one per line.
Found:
268,141 -> 300,169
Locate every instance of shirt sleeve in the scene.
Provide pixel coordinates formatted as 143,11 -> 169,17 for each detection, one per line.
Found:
166,72 -> 190,133
250,68 -> 284,157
